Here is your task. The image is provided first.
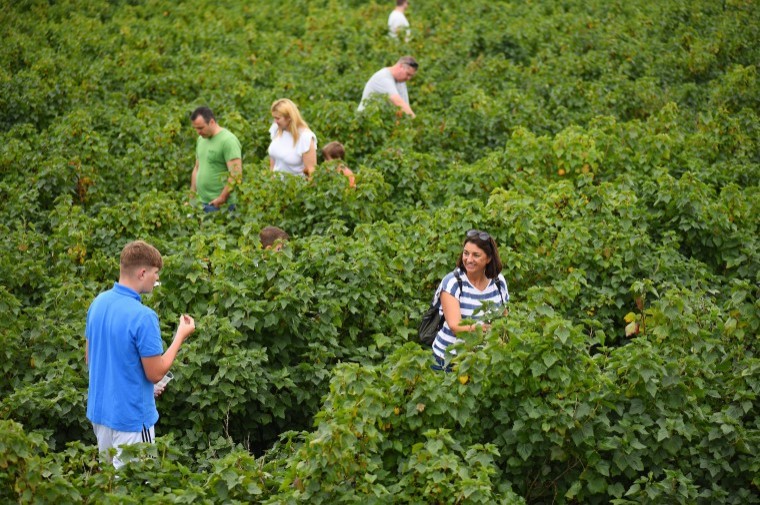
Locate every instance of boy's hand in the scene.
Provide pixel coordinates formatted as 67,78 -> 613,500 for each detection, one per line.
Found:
177,314 -> 196,340
153,383 -> 166,398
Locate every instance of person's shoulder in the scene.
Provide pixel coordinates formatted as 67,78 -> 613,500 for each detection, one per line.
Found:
494,274 -> 509,299
299,127 -> 316,139
88,287 -> 111,307
220,128 -> 241,141
442,270 -> 462,285
135,305 -> 160,324
371,67 -> 392,79
295,128 -> 316,152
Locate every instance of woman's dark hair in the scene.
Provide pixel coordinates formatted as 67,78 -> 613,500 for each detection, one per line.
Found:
455,230 -> 503,278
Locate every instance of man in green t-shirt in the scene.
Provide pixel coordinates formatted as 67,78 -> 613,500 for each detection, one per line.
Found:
190,107 -> 242,211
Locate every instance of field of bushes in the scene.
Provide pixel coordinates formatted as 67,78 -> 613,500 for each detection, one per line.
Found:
1,0 -> 758,503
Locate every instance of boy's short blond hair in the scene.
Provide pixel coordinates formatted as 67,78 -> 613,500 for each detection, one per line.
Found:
120,240 -> 163,272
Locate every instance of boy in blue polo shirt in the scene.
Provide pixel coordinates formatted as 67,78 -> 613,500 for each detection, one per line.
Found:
85,240 -> 195,469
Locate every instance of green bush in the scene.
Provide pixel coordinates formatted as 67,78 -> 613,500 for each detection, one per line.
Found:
1,0 -> 758,502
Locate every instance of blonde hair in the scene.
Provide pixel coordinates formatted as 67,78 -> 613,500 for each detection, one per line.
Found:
271,98 -> 309,145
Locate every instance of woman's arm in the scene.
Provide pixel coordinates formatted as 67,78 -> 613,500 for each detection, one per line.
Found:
441,292 -> 489,334
302,139 -> 317,177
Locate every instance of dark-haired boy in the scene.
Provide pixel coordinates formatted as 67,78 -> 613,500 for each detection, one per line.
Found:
260,226 -> 290,252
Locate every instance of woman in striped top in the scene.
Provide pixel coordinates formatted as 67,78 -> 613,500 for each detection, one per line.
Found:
432,230 -> 509,369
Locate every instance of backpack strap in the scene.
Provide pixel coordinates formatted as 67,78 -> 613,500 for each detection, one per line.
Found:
434,269 -> 465,308
494,276 -> 504,304
453,269 -> 464,298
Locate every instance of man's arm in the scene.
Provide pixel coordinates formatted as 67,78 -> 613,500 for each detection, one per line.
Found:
191,159 -> 199,192
209,158 -> 242,207
141,315 -> 195,383
389,94 -> 415,117
85,339 -> 88,365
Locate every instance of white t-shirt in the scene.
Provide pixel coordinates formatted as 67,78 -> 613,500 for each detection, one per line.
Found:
388,10 -> 410,39
358,67 -> 409,112
268,123 -> 317,177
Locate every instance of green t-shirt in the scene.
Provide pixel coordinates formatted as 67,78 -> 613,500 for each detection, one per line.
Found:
195,128 -> 242,204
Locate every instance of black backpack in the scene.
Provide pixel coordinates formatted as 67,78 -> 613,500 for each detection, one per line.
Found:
417,271 -> 505,347
418,270 -> 463,346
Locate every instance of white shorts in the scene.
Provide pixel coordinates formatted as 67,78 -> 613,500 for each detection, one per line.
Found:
92,423 -> 155,469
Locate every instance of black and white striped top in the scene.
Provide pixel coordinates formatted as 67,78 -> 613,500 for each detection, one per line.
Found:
432,269 -> 509,360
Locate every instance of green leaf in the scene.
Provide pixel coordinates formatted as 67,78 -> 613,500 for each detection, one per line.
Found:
565,481 -> 582,499
608,482 -> 625,498
543,353 -> 559,368
554,325 -> 570,344
517,443 -> 533,461
586,473 -> 607,493
596,460 -> 610,477
625,483 -> 641,496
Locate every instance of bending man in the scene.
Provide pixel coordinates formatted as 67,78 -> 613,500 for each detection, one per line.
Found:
358,56 -> 418,118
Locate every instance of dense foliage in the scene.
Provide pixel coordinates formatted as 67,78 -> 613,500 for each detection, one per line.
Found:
1,0 -> 758,503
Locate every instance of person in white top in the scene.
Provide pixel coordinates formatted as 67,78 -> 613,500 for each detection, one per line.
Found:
358,56 -> 418,117
268,98 -> 317,178
388,0 -> 411,40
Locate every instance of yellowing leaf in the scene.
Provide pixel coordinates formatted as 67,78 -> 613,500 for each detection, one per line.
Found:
625,321 -> 638,337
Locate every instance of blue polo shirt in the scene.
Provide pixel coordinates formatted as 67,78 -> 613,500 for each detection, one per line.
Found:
86,283 -> 164,432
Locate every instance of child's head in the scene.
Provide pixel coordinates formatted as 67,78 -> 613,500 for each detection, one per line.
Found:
119,240 -> 163,293
120,240 -> 163,273
322,141 -> 345,162
260,226 -> 290,251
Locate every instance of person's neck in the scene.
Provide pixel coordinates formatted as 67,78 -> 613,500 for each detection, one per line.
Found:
118,276 -> 143,294
466,271 -> 489,288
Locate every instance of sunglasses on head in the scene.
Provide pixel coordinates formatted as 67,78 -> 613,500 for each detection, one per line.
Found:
466,229 -> 491,241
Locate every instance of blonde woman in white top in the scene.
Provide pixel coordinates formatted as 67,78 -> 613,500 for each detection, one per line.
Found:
268,99 -> 317,178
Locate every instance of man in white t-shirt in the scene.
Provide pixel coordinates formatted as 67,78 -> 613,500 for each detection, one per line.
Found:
388,0 -> 410,39
357,56 -> 418,117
